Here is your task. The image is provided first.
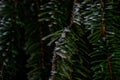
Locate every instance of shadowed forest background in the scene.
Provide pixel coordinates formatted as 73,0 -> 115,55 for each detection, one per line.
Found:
0,0 -> 120,80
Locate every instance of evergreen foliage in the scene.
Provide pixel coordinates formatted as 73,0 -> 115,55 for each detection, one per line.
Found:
0,0 -> 120,80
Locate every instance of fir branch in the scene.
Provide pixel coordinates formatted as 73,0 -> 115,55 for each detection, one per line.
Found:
107,53 -> 113,80
0,65 -> 4,80
35,0 -> 45,70
68,0 -> 77,29
49,0 -> 77,80
67,0 -> 77,79
100,0 -> 106,36
100,0 -> 113,79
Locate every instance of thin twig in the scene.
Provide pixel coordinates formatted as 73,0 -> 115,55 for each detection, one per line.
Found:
107,53 -> 113,80
68,0 -> 77,29
100,0 -> 113,79
35,0 -> 45,70
0,64 -> 4,80
100,0 -> 106,36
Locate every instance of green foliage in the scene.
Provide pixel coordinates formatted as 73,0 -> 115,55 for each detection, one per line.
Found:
0,0 -> 25,80
0,0 -> 120,80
